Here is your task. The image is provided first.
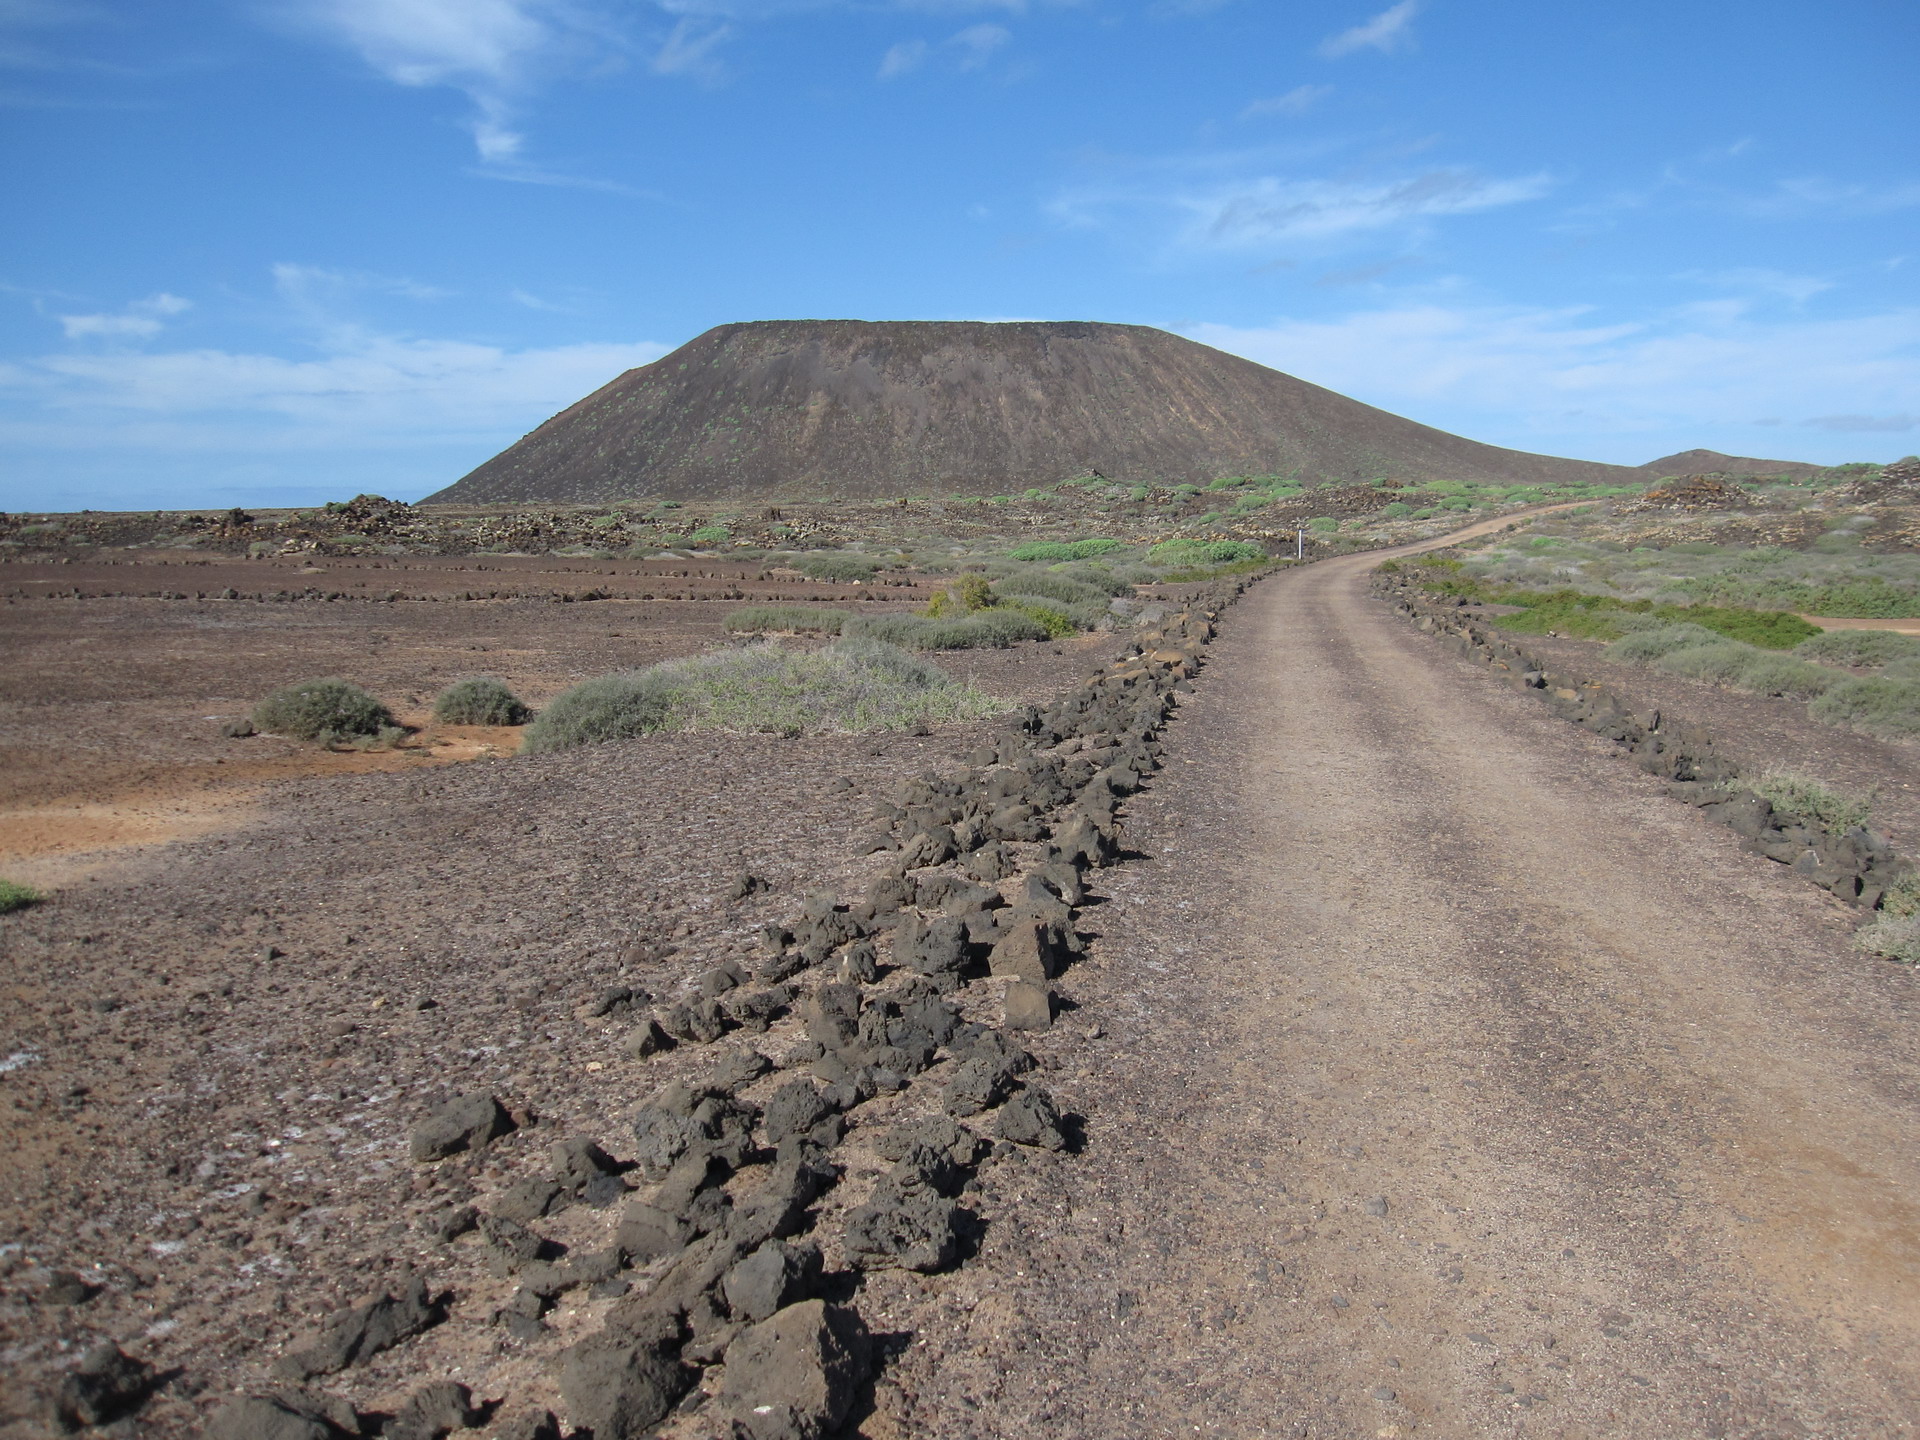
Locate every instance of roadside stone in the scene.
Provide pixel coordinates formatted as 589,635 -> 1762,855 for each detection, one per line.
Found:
624,1018 -> 675,1059
762,1081 -> 836,1145
1002,980 -> 1053,1031
386,1381 -> 481,1440
988,918 -> 1066,984
51,1344 -> 153,1432
873,1116 -> 985,1169
551,1137 -> 619,1190
424,1204 -> 477,1243
486,1410 -> 560,1440
202,1392 -> 358,1440
492,1178 -> 566,1224
409,1092 -> 513,1163
722,1239 -> 823,1323
843,1182 -> 962,1272
658,998 -> 729,1044
940,1056 -> 1015,1117
479,1213 -> 551,1276
558,1331 -> 692,1440
718,1301 -> 871,1440
994,1087 -> 1067,1150
275,1274 -> 441,1379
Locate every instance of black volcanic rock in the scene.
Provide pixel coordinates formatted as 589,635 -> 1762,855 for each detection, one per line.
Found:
428,320 -> 1634,503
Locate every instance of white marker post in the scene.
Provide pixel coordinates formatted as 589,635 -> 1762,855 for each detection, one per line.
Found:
1296,528 -> 1304,560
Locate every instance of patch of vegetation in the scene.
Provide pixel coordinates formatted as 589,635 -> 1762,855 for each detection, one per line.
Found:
1006,538 -> 1124,562
523,672 -> 673,751
687,525 -> 730,546
1854,911 -> 1920,964
433,676 -> 531,726
794,555 -> 881,582
1808,675 -> 1920,739
1793,630 -> 1920,669
724,605 -> 850,635
1736,770 -> 1873,831
0,879 -> 41,914
1428,566 -> 1821,649
842,609 -> 1051,649
1603,623 -> 1729,662
253,678 -> 400,745
1652,641 -> 1837,698
1148,539 -> 1265,565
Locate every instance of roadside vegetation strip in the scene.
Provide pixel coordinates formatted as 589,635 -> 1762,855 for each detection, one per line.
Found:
1371,564 -> 1914,939
198,579 -> 1257,1437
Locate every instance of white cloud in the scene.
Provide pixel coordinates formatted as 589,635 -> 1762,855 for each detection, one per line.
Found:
1240,84 -> 1331,120
1,331 -> 670,445
56,292 -> 191,341
1319,0 -> 1418,59
878,38 -> 926,77
1055,167 -> 1552,253
948,22 -> 1008,69
651,16 -> 732,79
1183,302 -> 1920,462
1805,413 -> 1917,433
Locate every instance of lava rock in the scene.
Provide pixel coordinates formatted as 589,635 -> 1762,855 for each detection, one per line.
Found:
558,1331 -> 692,1440
275,1274 -> 441,1379
202,1391 -> 359,1440
1002,979 -> 1053,1031
762,1080 -> 836,1146
722,1239 -> 823,1323
385,1381 -> 481,1440
624,1018 -> 675,1059
940,1056 -> 1016,1117
409,1092 -> 513,1163
995,1086 -> 1067,1150
492,1178 -> 566,1224
718,1301 -> 871,1440
51,1344 -> 153,1432
843,1181 -> 962,1272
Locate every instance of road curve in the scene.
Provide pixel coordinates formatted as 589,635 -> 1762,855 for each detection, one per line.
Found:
882,530 -> 1920,1438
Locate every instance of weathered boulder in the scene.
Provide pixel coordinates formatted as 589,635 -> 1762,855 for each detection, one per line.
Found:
409,1092 -> 513,1163
275,1275 -> 441,1379
719,1301 -> 871,1440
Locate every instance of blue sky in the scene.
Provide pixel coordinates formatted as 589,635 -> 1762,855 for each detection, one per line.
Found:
2,0 -> 1916,511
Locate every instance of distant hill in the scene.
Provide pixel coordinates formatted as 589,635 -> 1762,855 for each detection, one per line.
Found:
1634,449 -> 1826,481
427,320 -> 1638,504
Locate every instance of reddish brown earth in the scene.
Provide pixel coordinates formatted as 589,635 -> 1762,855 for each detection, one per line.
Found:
4,525 -> 1917,1437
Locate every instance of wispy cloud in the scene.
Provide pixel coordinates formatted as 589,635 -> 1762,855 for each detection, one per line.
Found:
1183,302 -> 1920,461
1189,169 -> 1550,248
878,37 -> 926,78
1240,84 -> 1331,120
651,15 -> 731,79
1319,0 -> 1418,59
1681,266 -> 1834,305
56,292 -> 190,341
949,21 -> 1008,69
1805,413 -> 1917,433
1730,176 -> 1920,220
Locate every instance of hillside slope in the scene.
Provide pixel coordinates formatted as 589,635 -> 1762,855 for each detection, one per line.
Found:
428,320 -> 1637,503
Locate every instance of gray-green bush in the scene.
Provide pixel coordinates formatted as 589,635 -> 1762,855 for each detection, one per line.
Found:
841,610 -> 1050,649
993,573 -> 1106,606
794,555 -> 881,582
1854,911 -> 1920,964
521,639 -> 1003,751
1602,623 -> 1725,662
1793,630 -> 1920,669
253,678 -> 398,744
1809,676 -> 1920,739
1654,642 -> 1836,697
1736,770 -> 1872,831
724,605 -> 849,635
433,676 -> 530,725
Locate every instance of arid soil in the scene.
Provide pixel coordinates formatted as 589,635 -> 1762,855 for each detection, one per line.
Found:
868,543 -> 1920,1436
5,525 -> 1918,1437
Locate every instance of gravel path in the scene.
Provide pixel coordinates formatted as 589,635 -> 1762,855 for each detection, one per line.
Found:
879,540 -> 1920,1438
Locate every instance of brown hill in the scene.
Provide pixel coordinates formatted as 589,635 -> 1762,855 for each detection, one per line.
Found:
1634,448 -> 1825,481
427,320 -> 1635,504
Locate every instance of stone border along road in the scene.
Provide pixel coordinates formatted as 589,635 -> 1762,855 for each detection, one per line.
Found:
1372,563 -> 1915,912
150,578 -> 1251,1440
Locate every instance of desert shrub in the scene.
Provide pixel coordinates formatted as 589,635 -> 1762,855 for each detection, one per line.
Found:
433,676 -> 530,726
1793,630 -> 1920,669
842,610 -> 1049,650
0,879 -> 40,914
1854,912 -> 1920,964
1809,676 -> 1920,739
724,605 -> 849,635
1054,563 -> 1134,597
995,598 -> 1077,638
1603,624 -> 1726,662
523,672 -> 674,752
956,574 -> 994,610
1652,642 -> 1835,697
687,525 -> 730,545
1007,538 -> 1123,562
253,678 -> 398,744
1149,539 -> 1265,564
1737,770 -> 1872,831
993,573 -> 1104,606
794,555 -> 881,582
1884,657 -> 1920,682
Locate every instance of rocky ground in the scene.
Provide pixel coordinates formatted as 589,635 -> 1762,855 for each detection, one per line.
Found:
6,514 -> 1920,1438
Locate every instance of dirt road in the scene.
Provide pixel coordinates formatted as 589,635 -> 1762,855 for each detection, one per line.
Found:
879,536 -> 1920,1436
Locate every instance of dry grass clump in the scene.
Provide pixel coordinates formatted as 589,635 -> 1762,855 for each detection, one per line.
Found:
253,678 -> 401,746
1736,770 -> 1872,832
1809,675 -> 1920,739
724,606 -> 849,635
432,676 -> 530,725
1793,630 -> 1920,669
523,638 -> 1005,752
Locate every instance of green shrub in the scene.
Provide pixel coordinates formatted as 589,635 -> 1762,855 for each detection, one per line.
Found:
1793,630 -> 1920,668
956,574 -> 994,610
523,672 -> 675,751
1604,624 -> 1727,662
1854,912 -> 1920,964
1148,539 -> 1264,564
687,525 -> 730,546
0,879 -> 40,914
724,605 -> 849,635
842,609 -> 1050,649
253,678 -> 398,744
1737,770 -> 1872,832
794,555 -> 881,582
1054,563 -> 1133,597
1809,676 -> 1920,738
1007,538 -> 1124,562
996,598 -> 1077,638
993,573 -> 1104,606
1654,642 -> 1836,697
433,676 -> 530,726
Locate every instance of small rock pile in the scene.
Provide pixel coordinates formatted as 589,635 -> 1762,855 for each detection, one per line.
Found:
1618,474 -> 1763,513
1375,566 -> 1913,910
1827,455 -> 1920,505
173,582 -> 1251,1439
